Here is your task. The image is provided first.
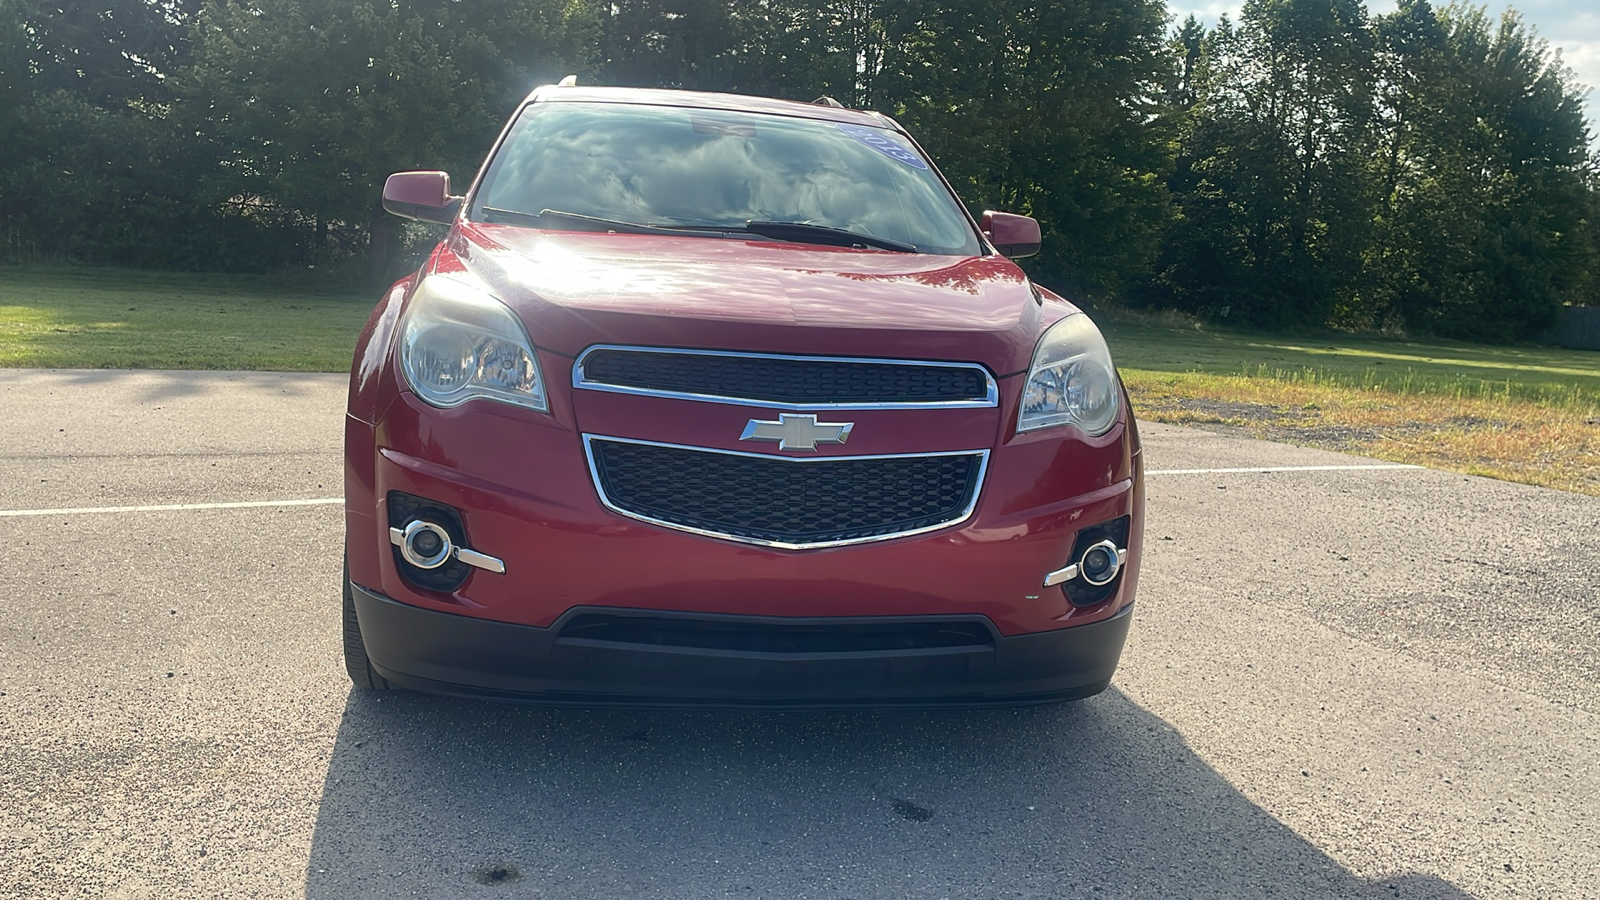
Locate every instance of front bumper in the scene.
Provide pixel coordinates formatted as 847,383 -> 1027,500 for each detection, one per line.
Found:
352,583 -> 1133,707
346,384 -> 1145,636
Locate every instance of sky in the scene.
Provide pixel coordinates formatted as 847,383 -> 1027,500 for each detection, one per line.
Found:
1168,0 -> 1600,143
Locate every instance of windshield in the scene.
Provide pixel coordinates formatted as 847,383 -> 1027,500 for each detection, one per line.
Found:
472,102 -> 982,256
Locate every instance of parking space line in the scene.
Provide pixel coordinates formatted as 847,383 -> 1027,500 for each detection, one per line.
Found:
1147,464 -> 1422,476
0,464 -> 1420,515
0,498 -> 343,518
0,466 -> 1424,518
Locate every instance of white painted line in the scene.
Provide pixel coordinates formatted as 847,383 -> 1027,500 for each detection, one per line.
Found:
0,498 -> 343,518
1147,464 -> 1421,476
0,465 -> 1421,517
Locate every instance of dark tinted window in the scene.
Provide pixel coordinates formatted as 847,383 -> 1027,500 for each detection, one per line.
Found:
473,102 -> 981,255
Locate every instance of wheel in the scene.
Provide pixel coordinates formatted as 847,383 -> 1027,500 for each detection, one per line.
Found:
342,556 -> 389,690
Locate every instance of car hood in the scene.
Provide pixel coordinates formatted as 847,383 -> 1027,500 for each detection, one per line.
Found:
445,223 -> 1069,374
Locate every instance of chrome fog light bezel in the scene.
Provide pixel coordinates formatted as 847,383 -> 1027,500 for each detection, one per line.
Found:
396,519 -> 454,570
1077,539 -> 1125,587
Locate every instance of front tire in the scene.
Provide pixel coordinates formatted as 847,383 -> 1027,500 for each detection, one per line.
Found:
343,557 -> 389,690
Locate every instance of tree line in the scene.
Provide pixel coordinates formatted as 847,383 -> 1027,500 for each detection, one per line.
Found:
0,0 -> 1594,340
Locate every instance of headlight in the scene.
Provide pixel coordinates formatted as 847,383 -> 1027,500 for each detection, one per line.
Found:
399,273 -> 547,412
1018,313 -> 1120,436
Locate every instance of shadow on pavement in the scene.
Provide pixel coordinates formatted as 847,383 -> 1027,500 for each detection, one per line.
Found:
37,367 -> 337,405
305,688 -> 1473,899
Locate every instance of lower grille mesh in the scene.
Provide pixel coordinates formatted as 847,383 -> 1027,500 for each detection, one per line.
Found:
558,613 -> 994,654
589,438 -> 984,546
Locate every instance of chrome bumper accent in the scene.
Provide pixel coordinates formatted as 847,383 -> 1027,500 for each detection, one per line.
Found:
572,345 -> 999,410
1043,548 -> 1126,588
389,527 -> 506,574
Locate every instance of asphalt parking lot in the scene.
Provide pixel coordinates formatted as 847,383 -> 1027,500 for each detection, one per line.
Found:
1,369 -> 1596,899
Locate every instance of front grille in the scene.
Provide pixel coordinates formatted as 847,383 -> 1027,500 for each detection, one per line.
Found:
557,613 -> 994,654
576,348 -> 994,406
587,437 -> 986,548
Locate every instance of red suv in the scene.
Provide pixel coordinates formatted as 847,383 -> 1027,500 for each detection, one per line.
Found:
342,84 -> 1144,706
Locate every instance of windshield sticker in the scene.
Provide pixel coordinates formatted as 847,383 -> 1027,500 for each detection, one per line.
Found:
836,123 -> 930,170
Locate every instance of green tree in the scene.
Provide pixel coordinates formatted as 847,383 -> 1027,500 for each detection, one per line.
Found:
596,0 -> 1175,298
595,0 -> 748,90
0,0 -> 223,265
713,0 -> 1173,299
1153,0 -> 1377,328
180,0 -> 597,279
1365,1 -> 1595,340
6,0 -> 195,105
0,0 -> 30,120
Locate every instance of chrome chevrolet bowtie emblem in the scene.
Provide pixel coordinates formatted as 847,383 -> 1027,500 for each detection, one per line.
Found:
740,414 -> 854,451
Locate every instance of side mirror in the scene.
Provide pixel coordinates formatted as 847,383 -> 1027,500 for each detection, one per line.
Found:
981,211 -> 1041,259
382,171 -> 463,224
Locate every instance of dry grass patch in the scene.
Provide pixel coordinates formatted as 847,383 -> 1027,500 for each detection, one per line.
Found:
1125,371 -> 1600,497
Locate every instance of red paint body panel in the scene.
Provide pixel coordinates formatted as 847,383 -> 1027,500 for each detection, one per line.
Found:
454,225 -> 1057,373
382,171 -> 451,207
342,86 -> 1143,704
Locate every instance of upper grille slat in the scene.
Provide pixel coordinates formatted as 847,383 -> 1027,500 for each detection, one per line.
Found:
586,437 -> 987,549
575,347 -> 995,408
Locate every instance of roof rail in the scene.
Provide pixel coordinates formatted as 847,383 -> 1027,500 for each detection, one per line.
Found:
812,95 -> 845,109
557,75 -> 578,87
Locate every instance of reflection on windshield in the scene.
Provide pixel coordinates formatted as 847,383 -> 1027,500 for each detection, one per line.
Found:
474,103 -> 980,256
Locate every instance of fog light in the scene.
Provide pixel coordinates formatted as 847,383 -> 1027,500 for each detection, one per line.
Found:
398,520 -> 454,570
413,529 -> 442,557
1078,539 -> 1123,587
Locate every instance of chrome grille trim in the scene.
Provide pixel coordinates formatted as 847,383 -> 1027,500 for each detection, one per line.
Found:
582,434 -> 990,550
572,345 -> 999,410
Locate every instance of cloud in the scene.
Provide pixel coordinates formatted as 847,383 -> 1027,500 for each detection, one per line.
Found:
1559,41 -> 1599,103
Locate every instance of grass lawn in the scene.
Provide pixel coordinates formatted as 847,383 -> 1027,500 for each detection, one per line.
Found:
1101,315 -> 1600,497
3,265 -> 1598,496
0,266 -> 375,371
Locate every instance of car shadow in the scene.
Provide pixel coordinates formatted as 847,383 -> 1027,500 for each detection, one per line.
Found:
304,688 -> 1473,899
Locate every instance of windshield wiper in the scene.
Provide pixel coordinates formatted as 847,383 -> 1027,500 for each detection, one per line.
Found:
742,221 -> 918,253
479,208 -> 917,251
480,207 -> 732,238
